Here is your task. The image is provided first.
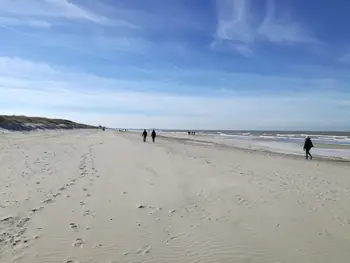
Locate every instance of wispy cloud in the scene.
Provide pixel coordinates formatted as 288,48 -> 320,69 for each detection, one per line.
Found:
0,16 -> 52,29
215,0 -> 253,44
214,0 -> 319,56
0,0 -> 103,22
0,56 -> 349,130
213,0 -> 254,56
0,0 -> 138,28
233,43 -> 254,57
258,0 -> 319,44
0,1 -> 179,57
211,40 -> 254,57
1,1 -> 349,130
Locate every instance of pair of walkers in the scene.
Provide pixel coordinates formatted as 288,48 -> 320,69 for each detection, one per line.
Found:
142,129 -> 156,143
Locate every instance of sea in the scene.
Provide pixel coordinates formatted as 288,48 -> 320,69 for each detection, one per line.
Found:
167,130 -> 350,160
198,130 -> 350,145
121,129 -> 350,160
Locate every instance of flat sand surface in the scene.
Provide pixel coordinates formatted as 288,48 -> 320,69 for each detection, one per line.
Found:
1,130 -> 350,263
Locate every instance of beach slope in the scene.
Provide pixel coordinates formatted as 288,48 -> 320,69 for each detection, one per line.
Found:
1,130 -> 349,263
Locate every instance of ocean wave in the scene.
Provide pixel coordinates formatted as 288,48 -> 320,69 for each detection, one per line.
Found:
277,134 -> 298,137
253,134 -> 350,144
161,130 -> 350,144
259,135 -> 277,139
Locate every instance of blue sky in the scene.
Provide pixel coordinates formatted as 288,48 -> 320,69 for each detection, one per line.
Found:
0,0 -> 349,130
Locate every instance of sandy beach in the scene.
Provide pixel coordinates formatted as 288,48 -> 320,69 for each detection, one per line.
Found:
1,130 -> 350,263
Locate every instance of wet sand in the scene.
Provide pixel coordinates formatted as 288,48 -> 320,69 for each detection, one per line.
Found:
158,132 -> 350,161
1,130 -> 350,263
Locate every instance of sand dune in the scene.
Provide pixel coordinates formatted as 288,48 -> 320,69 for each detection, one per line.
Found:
0,115 -> 97,131
1,130 -> 350,263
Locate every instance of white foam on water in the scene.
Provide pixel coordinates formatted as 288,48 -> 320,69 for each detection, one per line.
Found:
208,136 -> 350,161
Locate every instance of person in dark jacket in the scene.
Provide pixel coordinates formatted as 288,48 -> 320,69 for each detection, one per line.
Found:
151,130 -> 156,142
142,129 -> 148,142
303,136 -> 314,159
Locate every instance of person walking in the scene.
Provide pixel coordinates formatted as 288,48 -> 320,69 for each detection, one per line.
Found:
151,130 -> 156,143
142,129 -> 148,142
303,136 -> 314,159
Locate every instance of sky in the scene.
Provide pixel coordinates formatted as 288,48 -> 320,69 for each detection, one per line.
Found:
0,0 -> 350,130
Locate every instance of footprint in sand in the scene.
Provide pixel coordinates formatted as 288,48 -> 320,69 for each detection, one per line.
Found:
72,238 -> 85,248
136,244 -> 152,255
166,235 -> 181,243
30,206 -> 44,214
83,210 -> 91,216
168,209 -> 176,215
92,243 -> 102,248
52,192 -> 61,198
69,223 -> 79,230
42,198 -> 54,204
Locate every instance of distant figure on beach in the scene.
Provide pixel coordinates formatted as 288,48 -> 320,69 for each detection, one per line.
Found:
151,130 -> 156,143
142,129 -> 148,142
303,136 -> 314,159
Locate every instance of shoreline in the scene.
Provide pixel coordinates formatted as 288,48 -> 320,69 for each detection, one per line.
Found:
156,132 -> 350,163
3,128 -> 350,162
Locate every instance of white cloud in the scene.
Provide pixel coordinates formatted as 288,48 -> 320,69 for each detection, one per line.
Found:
232,43 -> 253,57
0,56 -> 349,130
214,0 -> 318,55
0,0 -> 139,28
93,36 -> 152,53
0,0 -> 103,22
215,0 -> 254,43
0,16 -> 52,28
0,57 -> 58,77
258,0 -> 319,44
210,40 -> 253,57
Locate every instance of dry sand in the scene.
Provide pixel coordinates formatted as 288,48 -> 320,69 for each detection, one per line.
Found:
1,130 -> 350,263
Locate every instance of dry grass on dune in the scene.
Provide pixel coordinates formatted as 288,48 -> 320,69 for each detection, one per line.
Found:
0,115 -> 97,131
